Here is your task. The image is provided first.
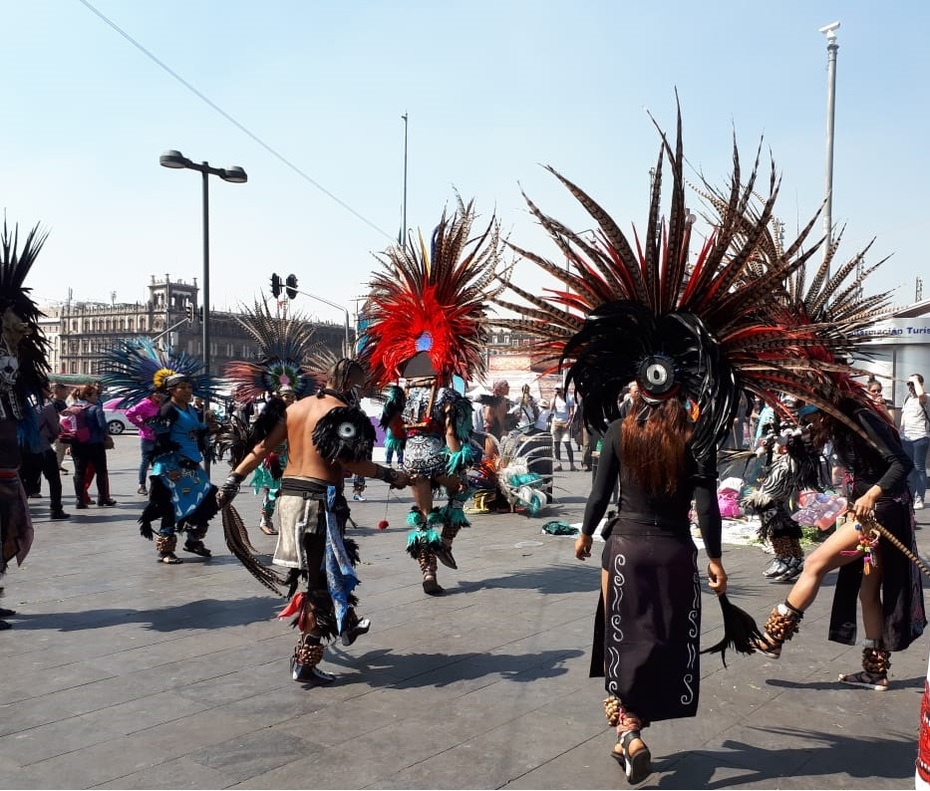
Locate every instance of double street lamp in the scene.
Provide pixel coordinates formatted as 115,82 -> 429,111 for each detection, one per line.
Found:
159,149 -> 247,471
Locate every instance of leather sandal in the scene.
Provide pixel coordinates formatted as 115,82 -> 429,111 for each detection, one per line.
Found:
158,552 -> 183,564
619,729 -> 651,785
752,633 -> 782,659
838,669 -> 889,691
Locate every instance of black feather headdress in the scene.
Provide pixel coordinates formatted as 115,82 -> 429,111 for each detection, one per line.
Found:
0,219 -> 50,420
493,101 -> 888,459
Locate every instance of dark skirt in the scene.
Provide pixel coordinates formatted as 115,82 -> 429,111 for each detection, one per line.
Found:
590,522 -> 702,723
829,494 -> 927,652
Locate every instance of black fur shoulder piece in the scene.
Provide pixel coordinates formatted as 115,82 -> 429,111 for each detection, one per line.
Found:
312,406 -> 376,463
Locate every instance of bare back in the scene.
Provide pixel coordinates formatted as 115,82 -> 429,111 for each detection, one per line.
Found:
279,393 -> 348,484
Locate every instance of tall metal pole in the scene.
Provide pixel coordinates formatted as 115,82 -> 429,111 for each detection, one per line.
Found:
402,112 -> 408,246
201,166 -> 212,475
821,22 -> 840,275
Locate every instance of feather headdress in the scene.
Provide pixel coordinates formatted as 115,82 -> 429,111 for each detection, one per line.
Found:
223,299 -> 321,403
99,337 -> 212,405
0,219 -> 50,420
493,103 -> 888,459
360,197 -> 504,387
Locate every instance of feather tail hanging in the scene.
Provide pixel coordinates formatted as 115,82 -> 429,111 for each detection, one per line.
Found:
221,504 -> 287,596
701,593 -> 764,667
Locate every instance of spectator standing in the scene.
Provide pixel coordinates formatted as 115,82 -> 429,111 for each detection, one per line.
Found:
125,390 -> 164,495
21,387 -> 69,518
550,385 -> 577,471
69,384 -> 116,509
482,380 -> 510,457
50,383 -> 69,473
900,373 -> 930,510
511,384 -> 540,431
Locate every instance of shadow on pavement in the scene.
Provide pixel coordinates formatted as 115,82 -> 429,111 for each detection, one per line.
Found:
327,646 -> 583,688
653,728 -> 916,789
7,595 -> 277,632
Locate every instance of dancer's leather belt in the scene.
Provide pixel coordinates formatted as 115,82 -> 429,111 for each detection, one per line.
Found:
279,477 -> 332,499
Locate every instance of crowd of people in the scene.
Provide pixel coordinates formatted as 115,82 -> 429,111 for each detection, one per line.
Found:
4,112 -> 930,788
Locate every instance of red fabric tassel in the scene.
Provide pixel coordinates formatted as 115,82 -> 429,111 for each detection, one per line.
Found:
276,592 -> 304,621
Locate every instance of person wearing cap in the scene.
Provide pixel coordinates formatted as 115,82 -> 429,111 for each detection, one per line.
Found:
900,373 -> 929,510
140,374 -> 219,563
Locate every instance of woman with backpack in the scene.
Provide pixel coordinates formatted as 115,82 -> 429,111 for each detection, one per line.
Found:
68,384 -> 116,509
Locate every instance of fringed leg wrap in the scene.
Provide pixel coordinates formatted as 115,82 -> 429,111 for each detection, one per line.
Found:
417,546 -> 443,595
290,634 -> 335,684
757,600 -> 804,657
154,533 -> 179,562
862,642 -> 892,675
770,535 -> 792,558
436,497 -> 467,570
405,508 -> 442,559
604,695 -> 646,731
839,639 -> 891,690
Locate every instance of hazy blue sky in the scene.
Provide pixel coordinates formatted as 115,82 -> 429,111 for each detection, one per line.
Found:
2,1 -> 927,326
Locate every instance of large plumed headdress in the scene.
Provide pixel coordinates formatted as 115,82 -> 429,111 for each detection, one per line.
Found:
359,197 -> 504,388
0,219 -> 50,420
223,300 -> 321,403
99,337 -> 212,405
494,104 -> 889,462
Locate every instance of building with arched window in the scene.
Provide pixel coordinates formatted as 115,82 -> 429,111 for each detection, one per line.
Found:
38,275 -> 351,378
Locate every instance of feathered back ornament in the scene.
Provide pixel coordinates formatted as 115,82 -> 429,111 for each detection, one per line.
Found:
99,337 -> 213,405
223,299 -> 321,403
494,101 -> 888,460
0,218 -> 50,420
360,197 -> 504,387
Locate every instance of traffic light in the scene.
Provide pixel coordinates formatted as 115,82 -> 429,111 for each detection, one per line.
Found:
198,306 -> 204,323
185,304 -> 194,323
285,274 -> 298,300
270,272 -> 282,298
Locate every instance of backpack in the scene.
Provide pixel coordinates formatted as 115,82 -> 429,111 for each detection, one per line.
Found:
59,404 -> 91,444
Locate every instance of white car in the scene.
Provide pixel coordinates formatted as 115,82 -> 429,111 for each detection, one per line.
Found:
103,397 -> 138,435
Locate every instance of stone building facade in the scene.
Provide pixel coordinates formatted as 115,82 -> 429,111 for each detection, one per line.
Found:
39,276 -> 350,380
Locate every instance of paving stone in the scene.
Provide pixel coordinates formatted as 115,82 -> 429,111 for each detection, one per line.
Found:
1,437 -> 926,789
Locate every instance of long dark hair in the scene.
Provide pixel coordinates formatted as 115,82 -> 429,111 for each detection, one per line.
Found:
620,394 -> 694,496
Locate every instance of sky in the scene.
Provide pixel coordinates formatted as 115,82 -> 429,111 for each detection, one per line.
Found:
2,1 -> 928,328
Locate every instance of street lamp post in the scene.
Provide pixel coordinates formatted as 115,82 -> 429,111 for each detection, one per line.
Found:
299,289 -> 352,357
159,149 -> 247,473
819,21 -> 840,276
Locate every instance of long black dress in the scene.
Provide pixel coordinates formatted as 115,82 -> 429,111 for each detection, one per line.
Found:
828,407 -> 926,651
580,418 -> 722,724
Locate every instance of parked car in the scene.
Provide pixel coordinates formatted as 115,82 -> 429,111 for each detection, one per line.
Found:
102,397 -> 138,435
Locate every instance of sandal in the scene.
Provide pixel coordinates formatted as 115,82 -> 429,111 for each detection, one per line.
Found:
158,552 -> 183,564
752,633 -> 782,659
617,729 -> 651,785
260,524 -> 278,536
183,541 -> 212,558
838,669 -> 889,691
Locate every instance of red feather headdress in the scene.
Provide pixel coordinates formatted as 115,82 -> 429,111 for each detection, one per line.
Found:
360,198 -> 504,388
